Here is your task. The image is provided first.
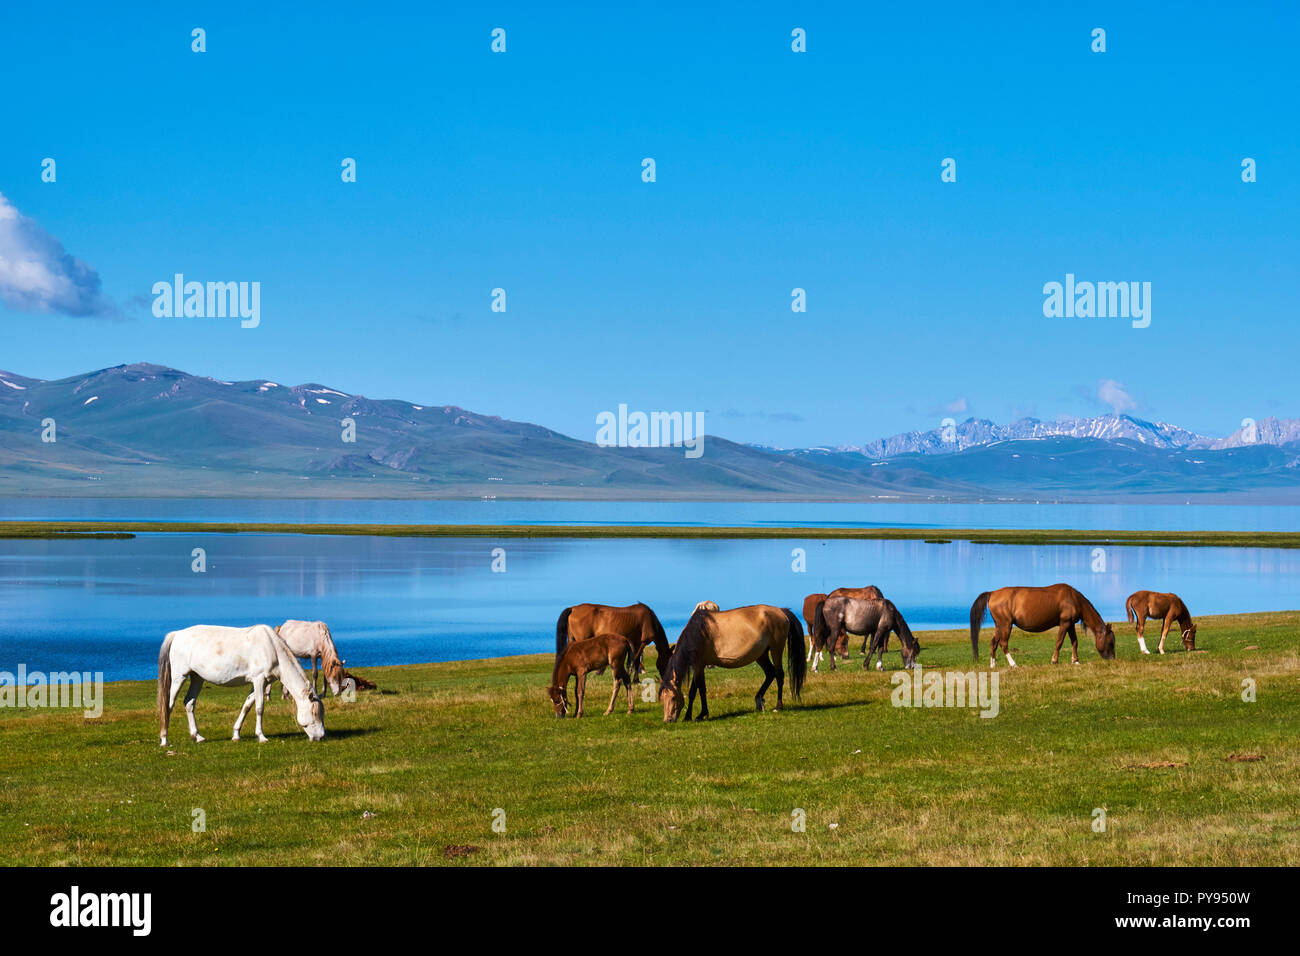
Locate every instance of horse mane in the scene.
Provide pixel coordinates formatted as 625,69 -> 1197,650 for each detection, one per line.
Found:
887,600 -> 919,651
269,628 -> 315,700
640,602 -> 670,655
666,609 -> 709,690
1073,588 -> 1107,635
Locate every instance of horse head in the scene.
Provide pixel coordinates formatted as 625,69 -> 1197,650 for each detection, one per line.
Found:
323,655 -> 346,696
1182,624 -> 1197,651
547,684 -> 569,717
1094,621 -> 1117,660
295,690 -> 326,741
659,674 -> 684,722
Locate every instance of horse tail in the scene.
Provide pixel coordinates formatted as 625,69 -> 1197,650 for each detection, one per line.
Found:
970,591 -> 992,661
1125,595 -> 1136,623
157,631 -> 175,736
642,602 -> 668,673
555,607 -> 572,662
782,608 -> 806,699
812,600 -> 829,652
624,638 -> 637,686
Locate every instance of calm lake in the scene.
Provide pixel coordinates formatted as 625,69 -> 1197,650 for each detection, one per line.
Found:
2,526 -> 1296,681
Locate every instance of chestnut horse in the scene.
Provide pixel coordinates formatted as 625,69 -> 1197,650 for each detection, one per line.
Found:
659,605 -> 806,721
812,595 -> 920,672
970,583 -> 1116,667
1125,591 -> 1197,654
548,633 -> 635,718
555,602 -> 669,680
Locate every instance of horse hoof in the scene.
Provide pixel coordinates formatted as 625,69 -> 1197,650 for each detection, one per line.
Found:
192,734 -> 205,743
232,734 -> 240,741
257,736 -> 269,743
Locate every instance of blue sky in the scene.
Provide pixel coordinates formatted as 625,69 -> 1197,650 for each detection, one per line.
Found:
1,1 -> 1296,448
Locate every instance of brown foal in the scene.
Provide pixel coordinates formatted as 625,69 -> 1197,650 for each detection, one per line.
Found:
548,633 -> 636,718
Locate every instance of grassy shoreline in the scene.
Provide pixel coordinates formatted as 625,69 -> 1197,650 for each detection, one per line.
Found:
3,520 -> 1300,548
2,610 -> 1297,866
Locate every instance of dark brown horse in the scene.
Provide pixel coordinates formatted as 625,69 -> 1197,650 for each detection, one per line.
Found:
548,633 -> 635,718
659,605 -> 806,721
556,602 -> 669,680
812,595 -> 920,671
970,584 -> 1116,666
1126,591 -> 1197,654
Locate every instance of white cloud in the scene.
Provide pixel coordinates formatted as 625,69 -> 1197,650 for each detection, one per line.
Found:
0,192 -> 114,317
1097,379 -> 1137,414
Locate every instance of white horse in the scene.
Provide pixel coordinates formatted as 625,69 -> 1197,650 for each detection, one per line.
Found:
158,624 -> 325,746
275,620 -> 346,697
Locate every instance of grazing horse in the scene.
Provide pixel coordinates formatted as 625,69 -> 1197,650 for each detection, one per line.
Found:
806,585 -> 885,666
659,605 -> 806,721
1125,591 -> 1197,654
970,584 -> 1116,667
276,620 -> 346,697
548,633 -> 635,718
812,596 -> 920,672
158,624 -> 325,746
555,602 -> 670,681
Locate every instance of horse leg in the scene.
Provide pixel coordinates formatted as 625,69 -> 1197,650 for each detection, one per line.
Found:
755,654 -> 776,712
161,674 -> 186,746
1158,612 -> 1173,654
575,671 -> 588,718
684,673 -> 699,721
183,676 -> 206,742
872,622 -> 890,670
773,654 -> 785,711
252,676 -> 269,742
604,661 -> 622,716
233,687 -> 258,740
837,628 -> 849,661
696,671 -> 709,720
998,624 -> 1017,668
1135,610 -> 1150,654
1067,622 -> 1080,664
1052,624 -> 1067,664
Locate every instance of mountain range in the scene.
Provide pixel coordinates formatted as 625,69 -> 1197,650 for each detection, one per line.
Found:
1,363 -> 1297,501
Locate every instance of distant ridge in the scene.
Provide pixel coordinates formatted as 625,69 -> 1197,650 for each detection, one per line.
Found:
1,364 -> 1297,501
814,414 -> 1300,458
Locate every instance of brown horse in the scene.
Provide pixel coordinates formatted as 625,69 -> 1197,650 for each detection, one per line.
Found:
556,602 -> 669,680
1125,591 -> 1197,654
660,605 -> 806,721
805,585 -> 884,665
548,633 -> 635,718
812,595 -> 920,672
970,584 -> 1116,666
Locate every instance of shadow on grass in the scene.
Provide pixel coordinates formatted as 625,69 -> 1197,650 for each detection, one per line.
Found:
680,698 -> 872,722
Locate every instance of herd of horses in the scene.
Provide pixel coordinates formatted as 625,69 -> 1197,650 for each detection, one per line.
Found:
153,585 -> 1199,742
551,585 -> 1199,722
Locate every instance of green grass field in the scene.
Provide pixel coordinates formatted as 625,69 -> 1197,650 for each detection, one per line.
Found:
2,611 -> 1297,866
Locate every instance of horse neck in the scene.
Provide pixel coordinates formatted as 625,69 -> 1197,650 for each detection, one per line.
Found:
1176,607 -> 1193,630
643,613 -> 669,656
272,635 -> 313,701
318,626 -> 341,668
1076,594 -> 1105,634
